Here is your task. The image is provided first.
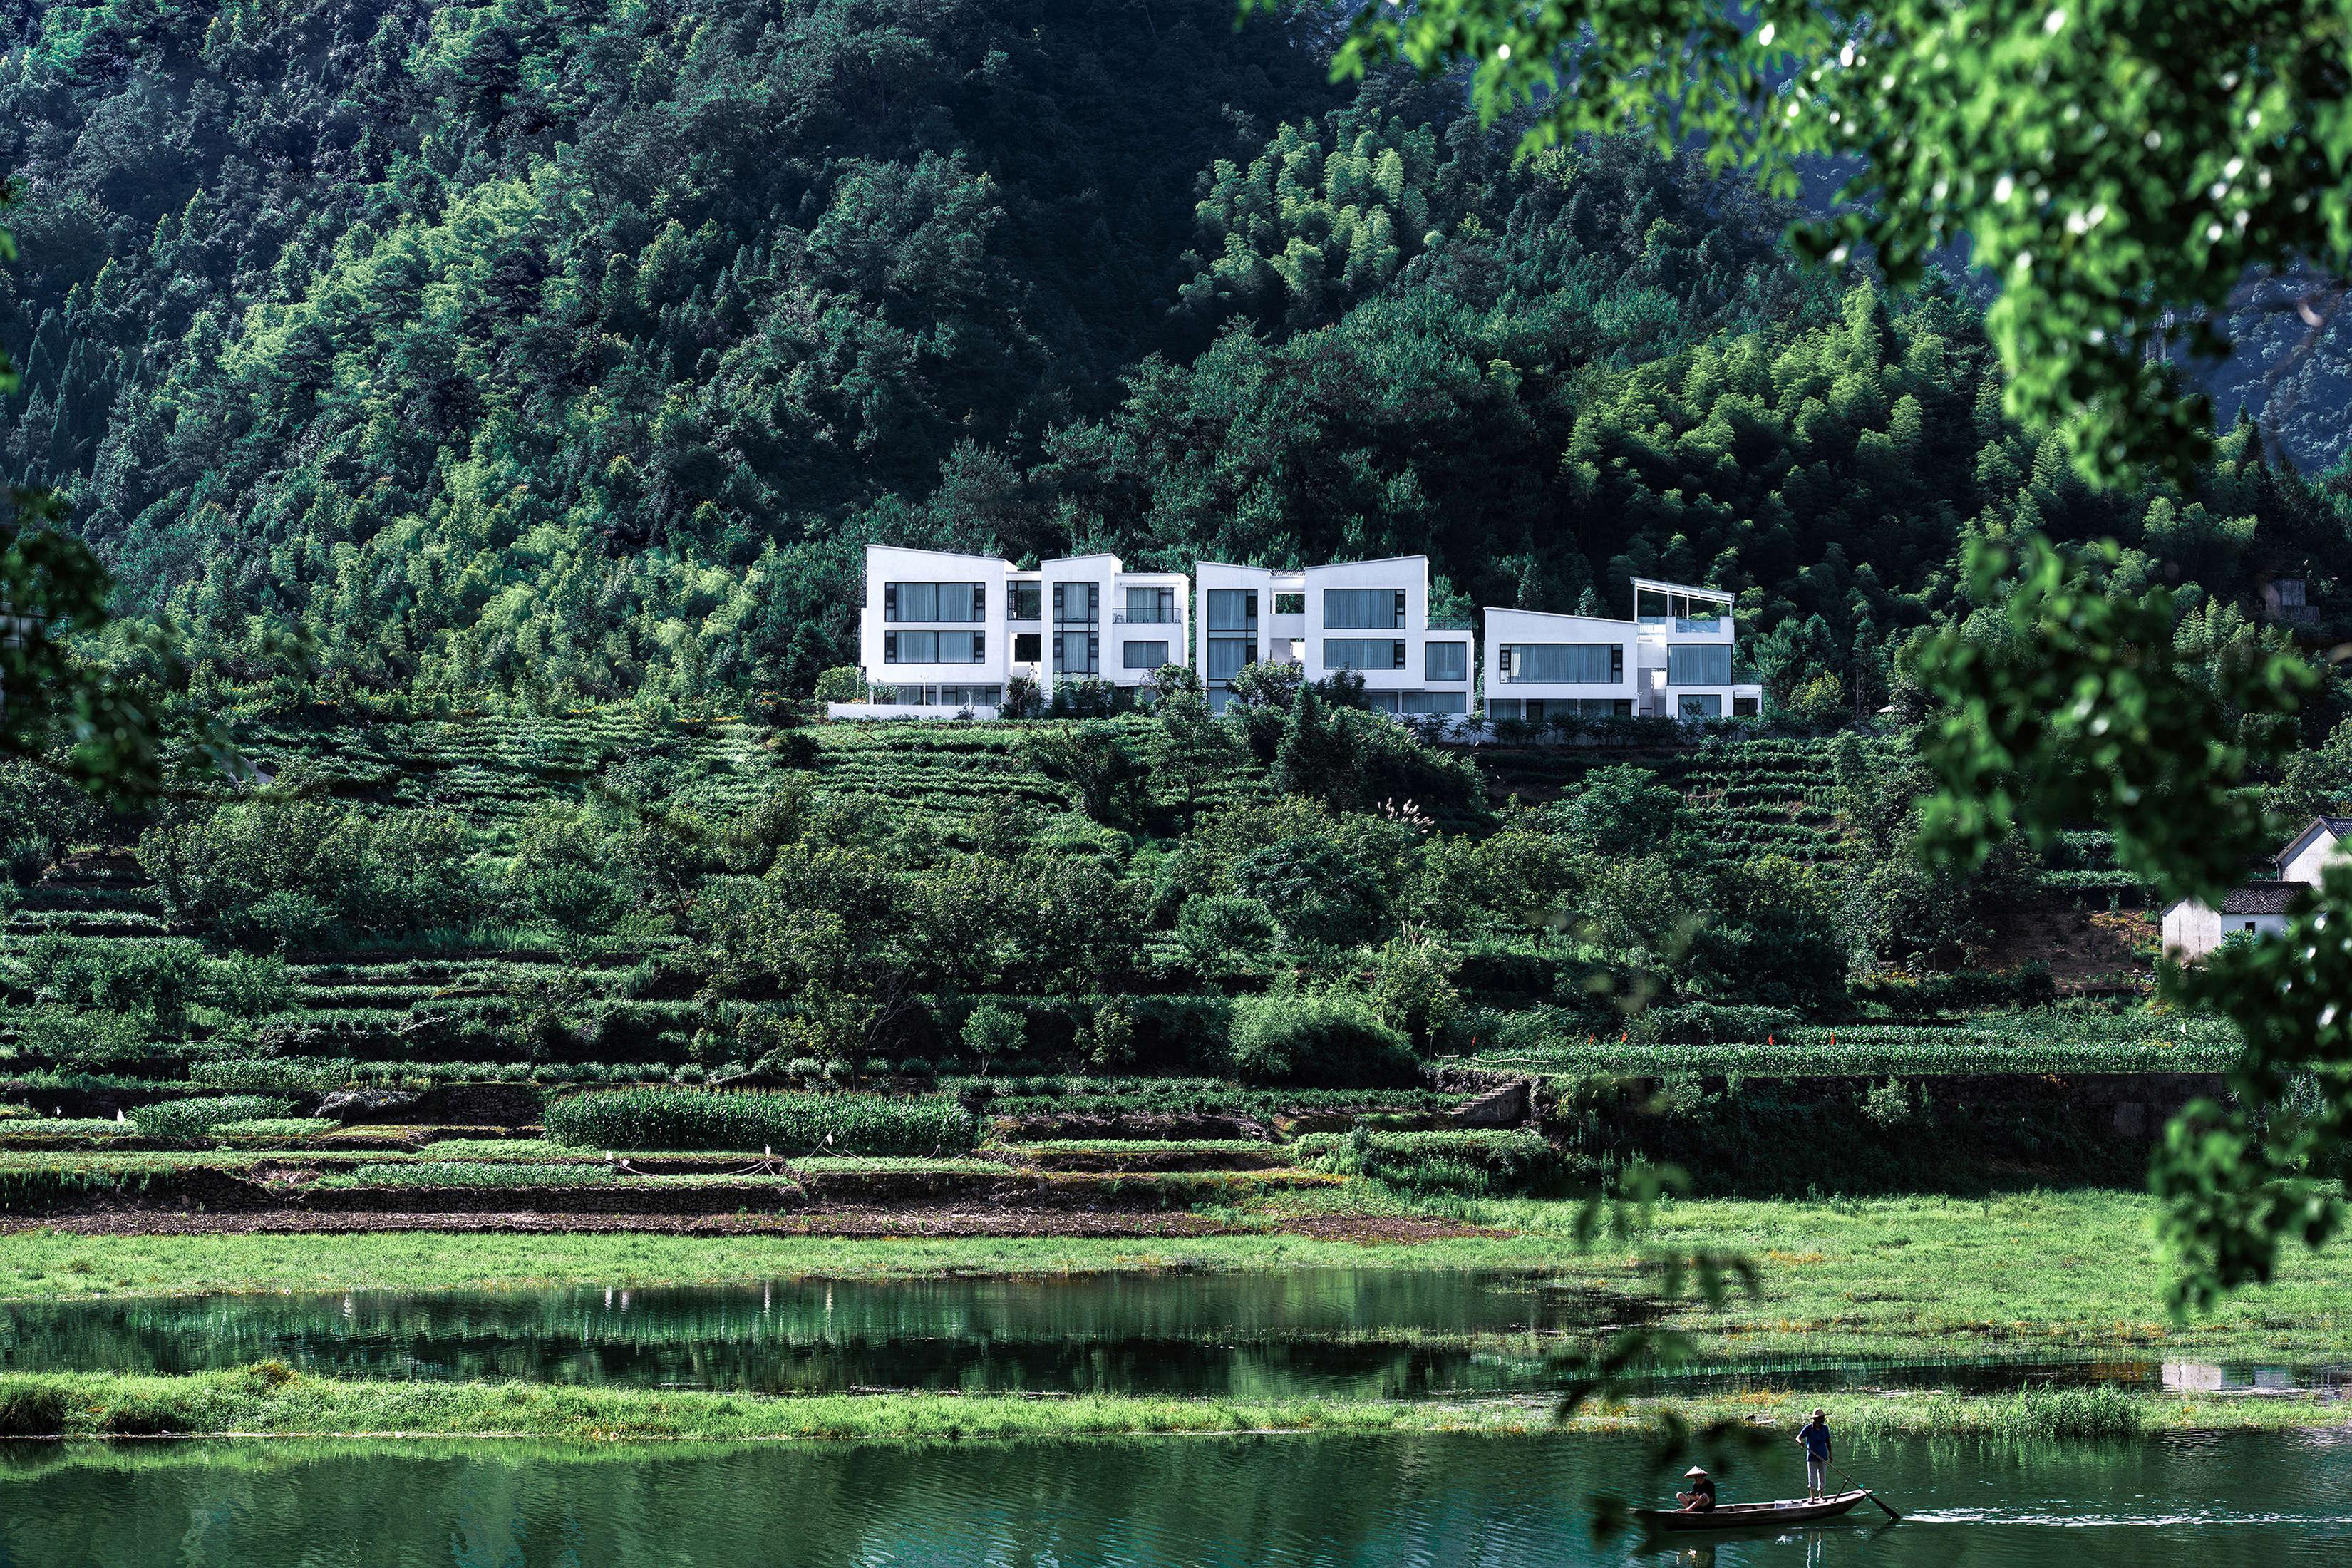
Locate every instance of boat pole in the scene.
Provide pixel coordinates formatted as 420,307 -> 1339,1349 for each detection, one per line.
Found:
1830,1461 -> 1902,1522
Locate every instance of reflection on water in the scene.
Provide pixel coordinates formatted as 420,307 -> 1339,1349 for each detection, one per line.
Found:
2,1429 -> 2347,1565
5,1272 -> 2345,1401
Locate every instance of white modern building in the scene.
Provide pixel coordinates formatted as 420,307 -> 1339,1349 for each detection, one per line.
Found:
1193,557 -> 1477,717
1485,577 -> 1760,723
2164,816 -> 2350,959
841,545 -> 1187,716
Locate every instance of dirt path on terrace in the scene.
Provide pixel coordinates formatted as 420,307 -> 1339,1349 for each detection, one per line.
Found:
4,1205 -> 1515,1244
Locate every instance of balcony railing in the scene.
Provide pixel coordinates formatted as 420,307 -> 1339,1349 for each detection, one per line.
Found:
1113,608 -> 1179,623
1638,616 -> 1731,634
1427,617 -> 1474,631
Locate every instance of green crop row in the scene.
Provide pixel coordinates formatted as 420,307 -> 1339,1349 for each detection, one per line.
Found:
133,1097 -> 299,1138
542,1088 -> 977,1155
338,1160 -> 614,1187
1477,1036 -> 2238,1078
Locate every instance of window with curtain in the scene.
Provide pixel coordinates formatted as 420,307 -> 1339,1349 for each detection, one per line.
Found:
1678,693 -> 1723,718
1122,641 -> 1168,669
1053,632 -> 1099,673
1324,638 -> 1404,670
1205,637 -> 1252,680
1123,587 -> 1175,623
1503,644 -> 1619,683
1052,583 -> 1098,624
884,582 -> 984,622
884,631 -> 984,664
1401,691 -> 1466,714
1205,589 -> 1257,631
1322,588 -> 1405,628
1424,641 -> 1468,681
1667,645 -> 1732,685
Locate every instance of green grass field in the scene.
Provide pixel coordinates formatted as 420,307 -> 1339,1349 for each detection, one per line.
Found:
0,1369 -> 2337,1443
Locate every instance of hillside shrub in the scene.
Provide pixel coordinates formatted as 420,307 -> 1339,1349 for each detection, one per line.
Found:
1296,1127 -> 1564,1196
133,1097 -> 298,1138
10,1005 -> 158,1069
542,1088 -> 976,1154
1643,1002 -> 1805,1046
1227,991 -> 1419,1088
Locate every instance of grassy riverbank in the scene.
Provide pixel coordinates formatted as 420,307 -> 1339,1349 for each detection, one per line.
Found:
8,1190 -> 2349,1360
0,1370 -> 2341,1443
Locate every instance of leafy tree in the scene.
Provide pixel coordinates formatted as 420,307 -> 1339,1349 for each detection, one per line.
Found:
510,809 -> 638,952
961,1000 -> 1028,1072
1029,721 -> 1150,825
1232,832 -> 1390,951
1289,0 -> 2352,482
1559,765 -> 1688,858
1175,892 -> 1279,971
1004,850 -> 1146,1009
1368,923 -> 1464,1051
1149,662 -> 1235,826
1272,680 -> 1352,803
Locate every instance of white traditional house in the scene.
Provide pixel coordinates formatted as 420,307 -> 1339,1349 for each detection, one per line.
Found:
1483,578 -> 1761,723
1193,556 -> 1475,718
839,545 -> 1187,717
2162,817 -> 2350,959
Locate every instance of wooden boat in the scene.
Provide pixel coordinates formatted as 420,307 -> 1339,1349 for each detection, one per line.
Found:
1634,1490 -> 1874,1532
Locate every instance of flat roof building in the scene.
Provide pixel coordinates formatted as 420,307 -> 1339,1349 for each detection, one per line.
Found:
1194,556 -> 1476,718
1485,578 -> 1760,724
847,544 -> 1187,716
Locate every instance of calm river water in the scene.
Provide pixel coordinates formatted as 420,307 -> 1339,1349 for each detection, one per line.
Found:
3,1428 -> 2346,1565
6,1272 -> 2333,1398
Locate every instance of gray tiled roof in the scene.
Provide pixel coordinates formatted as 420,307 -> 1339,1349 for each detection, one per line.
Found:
2221,882 -> 2310,915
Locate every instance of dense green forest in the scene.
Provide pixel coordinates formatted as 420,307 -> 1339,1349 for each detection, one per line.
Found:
8,0 -> 2348,724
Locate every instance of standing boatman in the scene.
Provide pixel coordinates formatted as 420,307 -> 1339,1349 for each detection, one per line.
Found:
1797,1408 -> 1833,1498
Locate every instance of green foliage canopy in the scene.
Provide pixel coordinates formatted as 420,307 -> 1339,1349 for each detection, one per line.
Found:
1282,0 -> 2352,481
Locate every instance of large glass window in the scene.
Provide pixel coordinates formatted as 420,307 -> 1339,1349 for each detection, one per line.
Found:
1678,693 -> 1724,719
1401,690 -> 1466,714
884,630 -> 984,664
1205,637 -> 1252,680
1500,644 -> 1620,684
1424,641 -> 1468,681
1323,588 -> 1405,629
1205,589 -> 1258,632
1121,587 -> 1176,624
1324,638 -> 1405,671
1667,645 -> 1733,685
1053,632 -> 1099,674
1007,582 -> 1041,621
1052,582 -> 1099,624
1122,640 -> 1169,669
912,684 -> 1004,708
884,582 -> 984,622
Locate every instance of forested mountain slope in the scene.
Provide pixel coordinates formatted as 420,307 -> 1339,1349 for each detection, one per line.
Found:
4,0 -> 2351,722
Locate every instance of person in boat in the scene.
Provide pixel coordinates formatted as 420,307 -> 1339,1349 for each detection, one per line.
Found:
1797,1408 -> 1833,1497
1673,1466 -> 1716,1512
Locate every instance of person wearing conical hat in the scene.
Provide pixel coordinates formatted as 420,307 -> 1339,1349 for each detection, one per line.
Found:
1673,1465 -> 1717,1513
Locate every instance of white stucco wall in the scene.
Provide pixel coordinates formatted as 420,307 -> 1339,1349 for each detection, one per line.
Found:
2280,828 -> 2350,887
1481,607 -> 1638,718
2164,900 -> 2292,960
